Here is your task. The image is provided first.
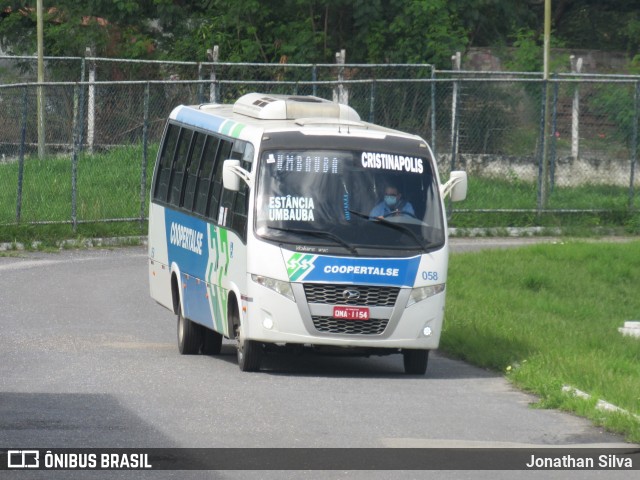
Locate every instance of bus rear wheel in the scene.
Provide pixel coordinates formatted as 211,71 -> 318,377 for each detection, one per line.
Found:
202,328 -> 223,355
403,349 -> 429,375
177,306 -> 203,355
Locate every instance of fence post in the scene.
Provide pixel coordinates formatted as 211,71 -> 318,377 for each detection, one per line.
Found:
16,87 -> 28,223
630,81 -> 639,211
36,0 -> 46,159
334,49 -> 348,105
369,80 -> 376,123
312,65 -> 317,97
140,82 -> 150,229
537,80 -> 548,213
430,66 -> 437,160
71,84 -> 80,232
450,52 -> 461,172
207,45 -> 219,103
550,74 -> 559,193
197,61 -> 204,103
86,46 -> 96,153
570,55 -> 583,160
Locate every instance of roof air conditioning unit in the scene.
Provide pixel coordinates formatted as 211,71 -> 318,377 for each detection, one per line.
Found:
233,93 -> 360,122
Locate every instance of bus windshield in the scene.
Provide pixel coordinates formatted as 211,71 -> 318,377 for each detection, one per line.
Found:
255,146 -> 445,256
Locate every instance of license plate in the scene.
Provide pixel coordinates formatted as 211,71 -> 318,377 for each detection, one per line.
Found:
333,306 -> 369,320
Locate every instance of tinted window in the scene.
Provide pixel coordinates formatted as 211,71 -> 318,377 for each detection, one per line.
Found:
194,135 -> 221,217
153,123 -> 180,202
154,124 -> 254,243
232,143 -> 253,237
168,129 -> 193,206
209,140 -> 233,221
182,132 -> 206,211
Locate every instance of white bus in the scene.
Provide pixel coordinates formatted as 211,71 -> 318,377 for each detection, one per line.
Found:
148,93 -> 467,374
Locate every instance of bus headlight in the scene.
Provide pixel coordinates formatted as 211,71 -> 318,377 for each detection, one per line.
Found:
251,274 -> 295,302
406,284 -> 445,307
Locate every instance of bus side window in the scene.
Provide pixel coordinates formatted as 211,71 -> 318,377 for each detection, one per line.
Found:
182,131 -> 206,212
152,123 -> 180,203
168,129 -> 194,207
242,143 -> 254,165
209,140 -> 233,221
230,142 -> 252,240
193,135 -> 221,217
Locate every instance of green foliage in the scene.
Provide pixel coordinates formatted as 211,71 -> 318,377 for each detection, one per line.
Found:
384,0 -> 467,65
0,0 -> 467,66
457,83 -> 521,154
554,1 -> 640,54
2,1 -> 639,67
444,241 -> 640,442
590,83 -> 638,147
454,0 -> 538,47
0,0 -> 156,58
504,28 -> 567,73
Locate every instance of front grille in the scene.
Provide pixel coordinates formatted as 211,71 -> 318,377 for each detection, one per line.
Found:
312,316 -> 388,335
303,284 -> 400,307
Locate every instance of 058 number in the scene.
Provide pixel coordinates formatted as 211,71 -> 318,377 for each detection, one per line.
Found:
422,271 -> 438,281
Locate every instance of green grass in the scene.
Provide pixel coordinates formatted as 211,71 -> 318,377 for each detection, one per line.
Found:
1,145 -> 639,245
443,240 -> 640,443
450,176 -> 640,233
0,144 -> 157,246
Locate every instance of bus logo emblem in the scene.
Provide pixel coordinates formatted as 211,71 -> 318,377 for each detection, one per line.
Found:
342,289 -> 360,300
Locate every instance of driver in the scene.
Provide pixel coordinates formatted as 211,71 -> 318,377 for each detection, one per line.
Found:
369,184 -> 414,219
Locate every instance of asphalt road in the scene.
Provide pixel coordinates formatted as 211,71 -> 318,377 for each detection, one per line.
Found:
0,242 -> 636,479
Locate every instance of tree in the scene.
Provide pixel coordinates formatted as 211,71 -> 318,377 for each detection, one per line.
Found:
550,0 -> 640,54
157,0 -> 469,66
2,1 -> 640,68
0,0 -> 157,57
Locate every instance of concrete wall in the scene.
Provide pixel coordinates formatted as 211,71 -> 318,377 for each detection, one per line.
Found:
465,47 -> 632,73
438,153 -> 638,187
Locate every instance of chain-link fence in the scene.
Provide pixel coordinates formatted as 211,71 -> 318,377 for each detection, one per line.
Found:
0,56 -> 638,231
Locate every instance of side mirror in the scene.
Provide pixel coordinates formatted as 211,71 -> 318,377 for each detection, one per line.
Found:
449,171 -> 468,202
222,159 -> 252,191
222,159 -> 241,191
440,171 -> 468,202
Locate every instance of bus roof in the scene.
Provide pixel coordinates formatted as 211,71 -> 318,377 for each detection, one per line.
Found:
169,93 -> 422,141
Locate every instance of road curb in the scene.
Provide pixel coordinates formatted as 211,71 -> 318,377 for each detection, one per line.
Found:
0,236 -> 148,252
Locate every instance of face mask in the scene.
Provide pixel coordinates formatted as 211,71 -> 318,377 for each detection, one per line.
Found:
384,195 -> 398,207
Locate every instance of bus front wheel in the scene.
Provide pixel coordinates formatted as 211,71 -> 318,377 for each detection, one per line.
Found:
177,305 -> 203,355
235,325 -> 262,372
403,349 -> 429,375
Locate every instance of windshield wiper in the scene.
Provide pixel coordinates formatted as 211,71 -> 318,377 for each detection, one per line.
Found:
348,209 -> 427,251
347,209 -> 373,221
267,226 -> 359,255
375,219 -> 427,250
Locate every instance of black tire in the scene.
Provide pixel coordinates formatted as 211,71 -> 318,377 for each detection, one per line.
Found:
403,349 -> 429,375
236,324 -> 262,372
202,328 -> 223,355
177,306 -> 203,355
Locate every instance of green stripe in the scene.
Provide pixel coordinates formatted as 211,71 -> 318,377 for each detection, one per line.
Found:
216,228 -> 229,334
218,120 -> 246,138
230,123 -> 246,138
207,224 -> 225,335
220,120 -> 233,136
